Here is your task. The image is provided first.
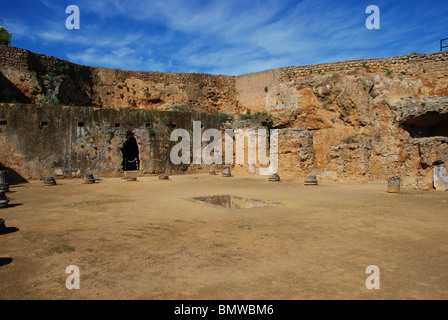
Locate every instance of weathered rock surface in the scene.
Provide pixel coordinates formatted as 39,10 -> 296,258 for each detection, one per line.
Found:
277,128 -> 315,178
261,70 -> 448,188
434,167 -> 448,191
393,96 -> 448,124
1,45 -> 448,189
0,46 -> 236,113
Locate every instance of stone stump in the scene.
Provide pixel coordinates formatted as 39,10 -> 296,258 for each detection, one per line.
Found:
222,167 -> 232,177
388,176 -> 401,193
43,177 -> 57,186
0,170 -> 9,192
304,174 -> 318,186
83,174 -> 95,184
0,191 -> 9,208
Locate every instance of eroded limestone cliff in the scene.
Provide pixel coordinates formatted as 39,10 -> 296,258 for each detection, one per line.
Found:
236,52 -> 448,189
1,45 -> 447,189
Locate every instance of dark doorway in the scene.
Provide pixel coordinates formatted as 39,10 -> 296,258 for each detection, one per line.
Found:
401,112 -> 448,138
121,134 -> 140,171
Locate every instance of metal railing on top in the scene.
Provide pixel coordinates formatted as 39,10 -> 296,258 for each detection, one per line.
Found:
441,38 -> 448,51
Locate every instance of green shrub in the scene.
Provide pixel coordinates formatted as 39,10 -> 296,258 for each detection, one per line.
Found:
219,113 -> 229,123
162,116 -> 171,126
172,105 -> 186,112
342,135 -> 358,144
264,114 -> 274,127
57,66 -> 67,74
0,26 -> 12,46
50,98 -> 61,105
147,126 -> 155,137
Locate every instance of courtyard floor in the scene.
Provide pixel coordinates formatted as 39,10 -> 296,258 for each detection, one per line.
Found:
0,173 -> 447,300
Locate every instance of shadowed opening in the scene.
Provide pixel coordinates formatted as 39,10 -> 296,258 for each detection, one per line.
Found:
121,134 -> 140,171
401,112 -> 448,138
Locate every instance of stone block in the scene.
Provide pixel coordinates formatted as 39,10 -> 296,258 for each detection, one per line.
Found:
222,167 -> 232,177
434,167 -> 448,191
388,176 -> 401,193
305,174 -> 318,186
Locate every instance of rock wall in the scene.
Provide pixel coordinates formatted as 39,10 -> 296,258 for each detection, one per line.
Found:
0,103 -> 221,180
1,45 -> 448,188
236,51 -> 448,112
234,52 -> 448,189
235,69 -> 282,114
0,46 -> 237,113
223,118 -> 316,178
0,103 -> 315,181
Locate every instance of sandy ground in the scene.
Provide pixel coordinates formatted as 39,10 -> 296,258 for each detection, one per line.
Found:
0,173 -> 447,300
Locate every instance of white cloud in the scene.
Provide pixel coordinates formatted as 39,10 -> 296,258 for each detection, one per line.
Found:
5,0 -> 448,75
67,47 -> 166,72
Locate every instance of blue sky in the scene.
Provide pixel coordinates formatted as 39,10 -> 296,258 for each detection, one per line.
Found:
1,0 -> 447,75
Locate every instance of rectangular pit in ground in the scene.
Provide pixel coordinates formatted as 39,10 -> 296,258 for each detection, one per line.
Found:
189,195 -> 281,210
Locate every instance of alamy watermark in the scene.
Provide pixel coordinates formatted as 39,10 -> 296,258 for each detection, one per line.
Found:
65,5 -> 380,31
365,5 -> 380,30
66,5 -> 80,30
66,265 -> 80,290
64,264 -> 381,291
366,265 -> 380,290
170,121 -> 279,175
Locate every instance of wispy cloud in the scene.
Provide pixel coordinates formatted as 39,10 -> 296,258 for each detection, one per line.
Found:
2,0 -> 448,75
